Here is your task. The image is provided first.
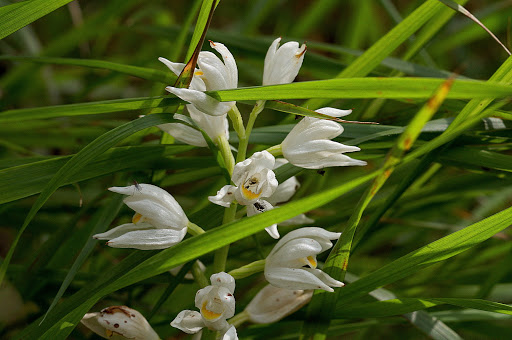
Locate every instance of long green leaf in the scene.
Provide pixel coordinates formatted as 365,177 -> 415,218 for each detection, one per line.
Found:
0,145 -> 194,204
0,56 -> 176,84
334,298 -> 512,318
336,206 -> 512,307
0,0 -> 74,40
0,96 -> 181,122
41,195 -> 124,322
0,113 -> 177,286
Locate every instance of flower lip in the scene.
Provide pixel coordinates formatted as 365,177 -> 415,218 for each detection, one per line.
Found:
264,227 -> 343,292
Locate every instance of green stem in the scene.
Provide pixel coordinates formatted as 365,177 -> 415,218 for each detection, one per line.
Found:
201,328 -> 217,340
228,259 -> 266,279
213,203 -> 238,273
192,260 -> 209,288
216,134 -> 235,176
187,221 -> 205,235
266,144 -> 283,157
229,310 -> 250,328
227,105 -> 246,141
236,100 -> 266,163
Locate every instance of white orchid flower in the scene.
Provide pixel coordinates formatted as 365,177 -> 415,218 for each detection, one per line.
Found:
93,184 -> 189,250
263,37 -> 306,86
163,41 -> 237,117
245,284 -> 313,324
81,306 -> 159,340
264,227 -> 345,292
208,151 -> 279,238
208,151 -> 278,206
232,151 -> 278,205
171,272 -> 236,336
158,103 -> 229,147
281,107 -> 367,169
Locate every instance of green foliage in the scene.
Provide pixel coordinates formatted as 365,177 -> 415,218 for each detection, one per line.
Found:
1,1 -> 511,340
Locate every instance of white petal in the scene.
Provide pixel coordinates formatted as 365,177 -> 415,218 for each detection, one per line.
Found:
265,224 -> 280,239
158,57 -> 186,77
166,86 -> 234,117
93,222 -> 152,240
268,238 -> 323,268
245,285 -> 313,324
208,185 -> 236,207
93,306 -> 159,340
187,104 -> 229,142
158,122 -> 208,147
222,325 -> 238,340
263,38 -> 280,85
105,228 -> 187,250
269,227 -> 340,257
247,200 -> 279,239
315,107 -> 353,118
278,214 -> 314,226
198,51 -> 231,90
171,310 -> 205,334
109,184 -> 188,230
267,176 -> 299,205
263,38 -> 306,86
81,313 -> 109,339
210,41 -> 238,88
265,267 -> 337,292
210,272 -> 236,293
303,268 -> 345,289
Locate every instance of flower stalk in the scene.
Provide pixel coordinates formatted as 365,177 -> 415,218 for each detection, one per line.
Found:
236,100 -> 266,163
228,259 -> 266,279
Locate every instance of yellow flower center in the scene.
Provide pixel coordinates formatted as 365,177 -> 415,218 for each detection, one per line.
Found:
201,301 -> 222,320
303,256 -> 317,269
241,176 -> 262,200
132,213 -> 143,224
195,70 -> 204,76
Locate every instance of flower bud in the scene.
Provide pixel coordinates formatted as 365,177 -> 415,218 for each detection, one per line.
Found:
263,37 -> 306,86
81,306 -> 159,340
246,284 -> 313,323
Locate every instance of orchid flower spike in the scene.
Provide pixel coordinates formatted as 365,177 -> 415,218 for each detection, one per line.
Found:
245,284 -> 313,324
208,151 -> 279,238
162,41 -> 238,117
171,272 -> 237,337
263,37 -> 306,86
281,107 -> 367,169
93,184 -> 189,250
264,227 -> 344,292
81,306 -> 159,340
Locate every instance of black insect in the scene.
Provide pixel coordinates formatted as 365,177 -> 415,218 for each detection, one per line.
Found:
254,202 -> 266,212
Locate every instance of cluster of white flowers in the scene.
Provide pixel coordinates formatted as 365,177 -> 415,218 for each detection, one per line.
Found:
85,36 -> 367,340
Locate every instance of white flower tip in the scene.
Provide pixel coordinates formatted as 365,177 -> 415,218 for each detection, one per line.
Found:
157,56 -> 166,63
296,44 -> 307,58
315,107 -> 353,118
165,86 -> 177,94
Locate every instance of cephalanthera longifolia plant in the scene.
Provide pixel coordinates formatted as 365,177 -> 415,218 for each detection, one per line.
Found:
1,0 -> 512,339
